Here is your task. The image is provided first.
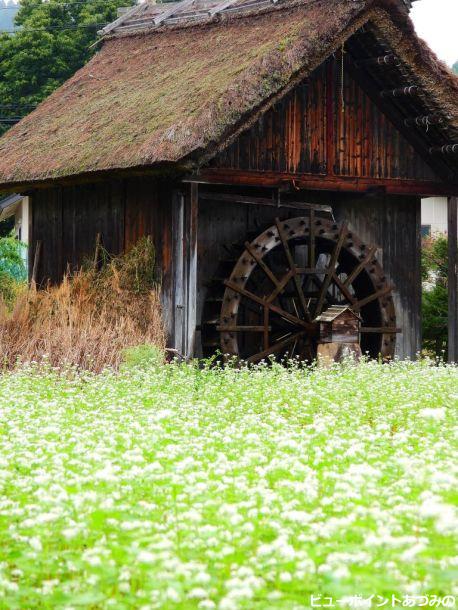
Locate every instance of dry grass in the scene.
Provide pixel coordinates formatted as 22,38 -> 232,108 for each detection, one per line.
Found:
0,238 -> 166,372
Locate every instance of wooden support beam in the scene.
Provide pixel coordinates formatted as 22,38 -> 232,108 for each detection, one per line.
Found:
99,2 -> 148,35
207,0 -> 240,17
197,191 -> 333,213
153,0 -> 196,25
448,196 -> 458,363
429,144 -> 458,156
380,86 -> 419,98
186,182 -> 199,358
197,169 -> 458,197
326,59 -> 335,176
31,240 -> 42,289
355,54 -> 400,68
404,114 -> 448,127
93,233 -> 102,270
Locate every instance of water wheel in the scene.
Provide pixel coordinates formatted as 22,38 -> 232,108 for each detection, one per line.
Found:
202,213 -> 398,363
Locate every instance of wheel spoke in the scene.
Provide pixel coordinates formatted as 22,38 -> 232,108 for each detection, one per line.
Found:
244,241 -> 280,289
247,331 -> 305,364
225,280 -> 315,332
332,272 -> 357,304
275,218 -> 311,321
353,284 -> 394,310
343,246 -> 377,288
266,269 -> 295,304
361,327 -> 401,333
315,223 -> 348,317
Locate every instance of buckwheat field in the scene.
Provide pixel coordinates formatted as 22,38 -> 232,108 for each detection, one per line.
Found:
0,358 -> 456,609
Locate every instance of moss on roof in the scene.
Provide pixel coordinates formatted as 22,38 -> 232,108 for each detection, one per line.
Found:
0,0 -> 456,187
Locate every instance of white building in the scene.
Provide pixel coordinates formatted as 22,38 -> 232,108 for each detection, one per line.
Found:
421,197 -> 455,237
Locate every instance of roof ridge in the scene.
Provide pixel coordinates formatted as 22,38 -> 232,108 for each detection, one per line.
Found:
99,0 -> 419,38
99,0 -> 362,38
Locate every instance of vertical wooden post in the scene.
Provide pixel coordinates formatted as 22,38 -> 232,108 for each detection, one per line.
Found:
31,240 -> 42,290
448,196 -> 458,363
93,232 -> 102,270
326,58 -> 335,176
186,182 -> 198,359
172,190 -> 185,356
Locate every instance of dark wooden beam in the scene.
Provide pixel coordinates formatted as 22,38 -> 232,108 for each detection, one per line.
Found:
326,59 -> 336,176
355,54 -> 400,68
430,144 -> 458,156
197,169 -> 458,197
381,86 -> 419,98
448,196 -> 458,363
405,114 -> 449,127
197,191 -> 333,213
186,182 -> 198,358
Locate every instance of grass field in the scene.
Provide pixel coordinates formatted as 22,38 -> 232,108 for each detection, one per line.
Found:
0,357 -> 457,609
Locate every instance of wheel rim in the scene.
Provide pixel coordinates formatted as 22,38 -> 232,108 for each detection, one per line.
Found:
217,215 -> 397,363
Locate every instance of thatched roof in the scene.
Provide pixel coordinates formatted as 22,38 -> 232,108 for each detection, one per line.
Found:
0,0 -> 456,189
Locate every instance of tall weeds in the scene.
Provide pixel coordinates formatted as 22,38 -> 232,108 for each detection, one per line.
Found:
0,237 -> 166,372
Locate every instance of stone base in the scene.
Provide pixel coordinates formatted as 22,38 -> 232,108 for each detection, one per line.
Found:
317,342 -> 362,367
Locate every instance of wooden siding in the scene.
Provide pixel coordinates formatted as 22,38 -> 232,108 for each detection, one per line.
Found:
197,191 -> 421,360
31,178 -> 175,340
212,59 -> 437,182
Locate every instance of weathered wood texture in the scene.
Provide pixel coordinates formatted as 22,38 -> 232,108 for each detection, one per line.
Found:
330,194 -> 422,360
197,192 -> 421,360
212,60 -> 437,182
30,178 -> 177,343
449,196 -> 458,363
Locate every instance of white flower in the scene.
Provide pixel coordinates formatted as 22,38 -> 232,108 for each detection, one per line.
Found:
188,588 -> 208,599
198,601 -> 216,610
279,571 -> 292,583
418,407 -> 446,420
62,527 -> 79,540
136,550 -> 155,564
29,536 -> 42,552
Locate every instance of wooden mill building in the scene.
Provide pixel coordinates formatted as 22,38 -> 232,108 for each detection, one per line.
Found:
0,0 -> 457,362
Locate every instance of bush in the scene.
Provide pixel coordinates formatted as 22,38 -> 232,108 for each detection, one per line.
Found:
0,237 -> 166,372
0,232 -> 27,309
421,234 -> 449,358
121,343 -> 165,370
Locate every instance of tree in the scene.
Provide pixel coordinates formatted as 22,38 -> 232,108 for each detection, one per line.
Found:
0,0 -> 134,132
421,234 -> 451,358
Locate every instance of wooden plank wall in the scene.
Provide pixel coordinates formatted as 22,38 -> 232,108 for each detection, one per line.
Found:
331,194 -> 422,359
197,193 -> 421,360
30,178 -> 176,342
212,60 -> 437,182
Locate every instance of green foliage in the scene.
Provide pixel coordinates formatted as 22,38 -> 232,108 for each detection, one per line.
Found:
0,0 -> 134,133
121,343 -> 165,370
421,234 -> 450,358
0,232 -> 27,307
0,232 -> 27,280
0,360 -> 456,606
453,60 -> 458,75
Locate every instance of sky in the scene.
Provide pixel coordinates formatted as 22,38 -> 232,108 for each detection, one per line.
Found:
410,0 -> 458,66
